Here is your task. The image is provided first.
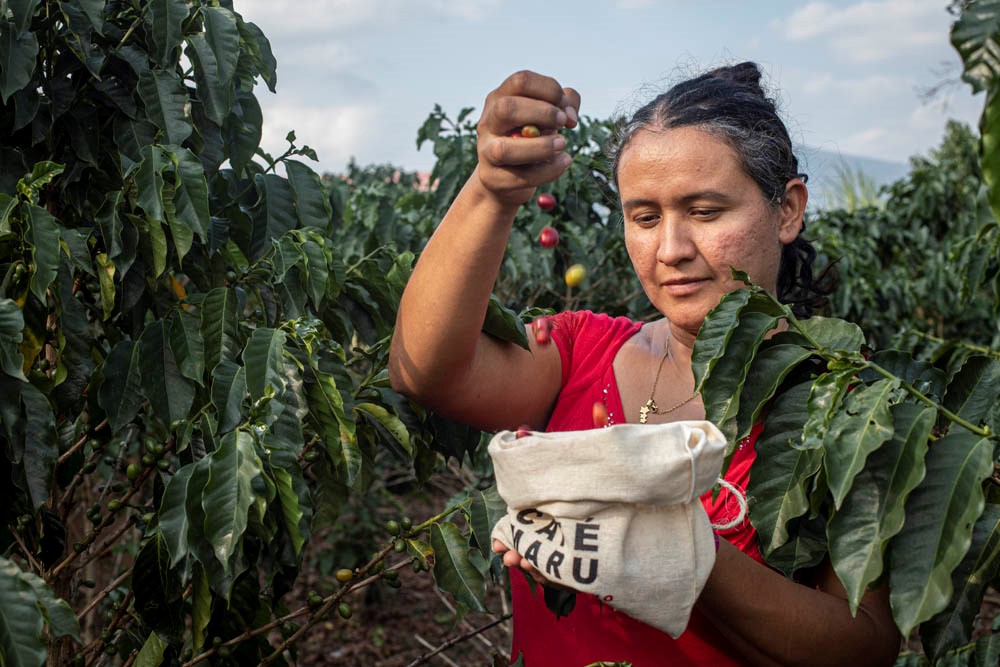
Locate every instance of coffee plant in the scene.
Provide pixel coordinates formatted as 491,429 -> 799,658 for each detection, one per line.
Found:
2,1 -> 1000,666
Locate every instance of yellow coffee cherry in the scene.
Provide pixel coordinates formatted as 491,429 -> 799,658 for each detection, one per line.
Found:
564,264 -> 586,287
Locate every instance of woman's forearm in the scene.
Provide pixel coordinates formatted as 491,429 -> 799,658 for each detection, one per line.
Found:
696,540 -> 901,667
388,170 -> 520,404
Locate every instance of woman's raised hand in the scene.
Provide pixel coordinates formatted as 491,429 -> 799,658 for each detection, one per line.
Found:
475,70 -> 580,206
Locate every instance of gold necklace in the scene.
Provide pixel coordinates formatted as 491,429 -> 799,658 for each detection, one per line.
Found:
638,339 -> 698,424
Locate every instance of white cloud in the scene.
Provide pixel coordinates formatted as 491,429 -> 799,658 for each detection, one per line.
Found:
236,0 -> 502,35
258,102 -> 377,173
772,0 -> 944,63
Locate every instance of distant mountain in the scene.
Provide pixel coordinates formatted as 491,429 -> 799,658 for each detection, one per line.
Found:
797,147 -> 911,211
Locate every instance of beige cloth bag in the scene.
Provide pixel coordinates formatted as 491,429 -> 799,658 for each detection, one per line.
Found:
489,421 -> 726,638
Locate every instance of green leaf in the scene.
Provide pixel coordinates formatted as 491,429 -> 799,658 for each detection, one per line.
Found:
286,160 -> 332,228
482,294 -> 530,350
166,146 -> 210,247
888,431 -> 995,636
823,378 -> 899,509
94,252 -> 116,320
296,234 -> 329,308
7,0 -> 41,34
943,356 -> 1000,431
919,503 -> 1000,662
200,287 -> 241,374
97,341 -> 144,432
202,6 -> 240,88
0,298 -> 27,381
0,25 -> 39,104
466,486 -> 506,559
800,369 -> 856,450
795,316 -> 865,352
734,340 -> 814,444
0,556 -> 58,667
149,0 -> 188,68
355,401 -> 411,457
139,320 -> 195,425
950,0 -> 1000,93
67,0 -> 104,33
211,359 -> 246,434
699,303 -> 784,444
691,288 -> 753,391
271,466 -> 306,556
26,204 -> 60,302
827,404 -> 935,615
981,84 -> 1000,223
430,522 -> 487,612
223,90 -> 262,176
748,381 -> 823,559
132,532 -> 183,637
185,33 -> 232,127
862,350 -> 948,402
159,463 -> 200,566
138,69 -> 192,145
242,327 -> 286,401
304,364 -> 360,486
21,383 -> 57,509
17,161 -> 65,202
168,310 -> 205,386
190,563 -> 211,652
135,631 -> 167,667
201,431 -> 262,572
252,174 -> 298,259
235,17 -> 277,92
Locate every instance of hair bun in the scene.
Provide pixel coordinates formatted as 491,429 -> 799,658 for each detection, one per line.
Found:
706,61 -> 765,97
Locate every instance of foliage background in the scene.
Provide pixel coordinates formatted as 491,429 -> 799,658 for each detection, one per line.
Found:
0,1 -> 998,666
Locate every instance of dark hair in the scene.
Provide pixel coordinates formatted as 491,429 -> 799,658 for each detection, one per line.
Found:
608,61 -> 834,317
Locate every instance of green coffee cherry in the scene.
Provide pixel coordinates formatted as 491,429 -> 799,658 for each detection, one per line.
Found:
385,519 -> 400,535
400,517 -> 412,531
141,453 -> 156,467
393,538 -> 406,553
107,499 -> 122,512
337,602 -> 352,619
126,463 -> 141,480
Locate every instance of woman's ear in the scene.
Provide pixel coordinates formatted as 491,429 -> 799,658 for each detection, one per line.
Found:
778,178 -> 808,244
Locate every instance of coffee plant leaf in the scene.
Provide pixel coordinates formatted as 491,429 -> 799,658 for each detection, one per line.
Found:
733,340 -> 814,445
748,380 -> 823,561
242,327 -> 287,401
135,630 -> 168,667
26,204 -> 59,302
888,431 -> 994,636
0,298 -> 26,380
692,288 -> 753,393
701,300 -> 788,446
200,287 -> 242,375
823,378 -> 899,509
138,319 -> 195,425
0,556 -> 63,667
942,355 -> 1000,433
920,503 -> 1000,662
828,403 -> 935,614
431,521 -> 488,613
950,0 -> 1000,94
482,293 -> 530,350
0,26 -> 39,104
211,359 -> 247,434
201,430 -> 263,573
800,369 -> 857,451
795,316 -> 866,353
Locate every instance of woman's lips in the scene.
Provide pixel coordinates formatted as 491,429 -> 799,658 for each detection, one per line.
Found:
661,277 -> 709,296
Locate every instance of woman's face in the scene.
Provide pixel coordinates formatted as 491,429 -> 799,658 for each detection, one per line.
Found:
618,126 -> 805,338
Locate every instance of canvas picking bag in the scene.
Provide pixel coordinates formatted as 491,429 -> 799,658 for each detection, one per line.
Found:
489,421 -> 727,638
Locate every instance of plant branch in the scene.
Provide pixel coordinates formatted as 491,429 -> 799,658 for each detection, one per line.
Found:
403,614 -> 513,667
865,361 -> 994,438
77,568 -> 132,621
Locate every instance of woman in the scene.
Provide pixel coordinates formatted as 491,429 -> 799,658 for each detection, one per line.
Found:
388,63 -> 901,666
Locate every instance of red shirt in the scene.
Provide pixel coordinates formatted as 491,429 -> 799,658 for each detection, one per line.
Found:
508,310 -> 763,666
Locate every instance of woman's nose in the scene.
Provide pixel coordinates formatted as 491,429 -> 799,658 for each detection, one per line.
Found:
656,221 -> 696,265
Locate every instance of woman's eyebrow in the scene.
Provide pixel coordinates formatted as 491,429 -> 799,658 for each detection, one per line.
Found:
622,191 -> 734,210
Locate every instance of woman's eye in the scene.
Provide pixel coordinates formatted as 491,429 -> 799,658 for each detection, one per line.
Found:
691,209 -> 720,219
632,214 -> 659,226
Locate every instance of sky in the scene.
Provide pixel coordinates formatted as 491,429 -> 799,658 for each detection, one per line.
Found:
232,0 -> 983,178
